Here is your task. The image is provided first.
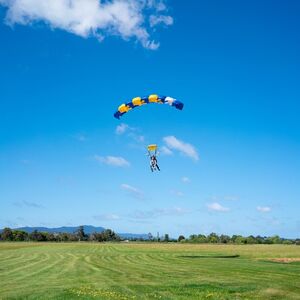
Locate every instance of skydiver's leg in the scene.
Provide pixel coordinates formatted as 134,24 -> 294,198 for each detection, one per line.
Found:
156,164 -> 160,171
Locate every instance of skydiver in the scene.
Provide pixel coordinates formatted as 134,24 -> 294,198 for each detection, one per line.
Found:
150,155 -> 160,172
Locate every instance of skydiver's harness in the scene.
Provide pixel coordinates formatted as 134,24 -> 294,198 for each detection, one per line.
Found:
149,152 -> 160,171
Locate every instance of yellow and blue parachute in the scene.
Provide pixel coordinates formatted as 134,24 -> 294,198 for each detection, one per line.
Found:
114,94 -> 184,119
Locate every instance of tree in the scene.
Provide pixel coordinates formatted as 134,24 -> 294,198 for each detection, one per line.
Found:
269,235 -> 282,244
178,235 -> 185,242
29,230 -> 47,242
89,229 -> 121,242
76,226 -> 86,241
220,234 -> 230,244
89,232 -> 97,242
196,234 -> 207,243
245,235 -> 256,244
164,234 -> 170,242
1,228 -> 13,241
13,230 -> 28,241
234,236 -> 246,244
47,233 -> 56,242
148,232 -> 153,241
207,233 -> 219,243
189,234 -> 197,242
255,235 -> 264,244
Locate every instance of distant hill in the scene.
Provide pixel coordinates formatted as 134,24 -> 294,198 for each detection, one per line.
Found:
2,225 -> 149,240
13,225 -> 105,234
118,233 -> 149,240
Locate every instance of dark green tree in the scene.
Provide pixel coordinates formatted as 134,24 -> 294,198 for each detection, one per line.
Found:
164,234 -> 170,242
1,228 -> 13,241
220,234 -> 230,244
207,233 -> 219,243
13,230 -> 28,241
76,226 -> 86,241
196,234 -> 207,243
29,230 -> 47,241
178,235 -> 185,242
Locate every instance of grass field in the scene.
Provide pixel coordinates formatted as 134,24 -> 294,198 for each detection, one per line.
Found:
0,242 -> 300,299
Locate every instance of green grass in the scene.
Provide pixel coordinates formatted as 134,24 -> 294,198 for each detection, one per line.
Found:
0,243 -> 300,299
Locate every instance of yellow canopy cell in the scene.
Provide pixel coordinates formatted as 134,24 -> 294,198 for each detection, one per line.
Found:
132,97 -> 143,106
148,94 -> 158,103
147,144 -> 157,151
118,104 -> 131,113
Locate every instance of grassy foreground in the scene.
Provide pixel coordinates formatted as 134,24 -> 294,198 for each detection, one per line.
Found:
0,243 -> 300,299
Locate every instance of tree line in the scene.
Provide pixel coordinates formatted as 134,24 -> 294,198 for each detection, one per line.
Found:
1,227 -> 299,244
178,233 -> 299,245
0,226 -> 120,242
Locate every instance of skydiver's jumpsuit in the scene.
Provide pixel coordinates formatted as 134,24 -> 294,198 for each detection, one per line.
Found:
150,156 -> 160,172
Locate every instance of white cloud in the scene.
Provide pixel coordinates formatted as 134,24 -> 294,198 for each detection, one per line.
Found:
0,0 -> 173,49
115,123 -> 145,146
94,213 -> 120,221
181,176 -> 190,183
146,0 -> 166,11
131,206 -> 189,219
257,206 -> 271,213
160,145 -> 173,155
13,200 -> 44,208
130,133 -> 145,143
149,15 -> 173,27
94,155 -> 130,167
207,202 -> 229,212
121,183 -> 143,200
115,123 -> 129,135
170,190 -> 184,197
163,136 -> 199,161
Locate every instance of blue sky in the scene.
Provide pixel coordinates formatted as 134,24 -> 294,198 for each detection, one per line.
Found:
0,0 -> 299,238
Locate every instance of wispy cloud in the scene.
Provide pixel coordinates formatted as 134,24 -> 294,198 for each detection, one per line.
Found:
128,132 -> 145,144
207,202 -> 229,212
170,190 -> 184,197
116,123 -> 145,147
149,15 -> 173,27
94,155 -> 130,167
130,207 -> 189,219
163,136 -> 199,161
181,176 -> 190,183
223,195 -> 239,201
257,206 -> 271,213
121,183 -> 144,200
160,145 -> 173,155
73,133 -> 87,142
13,200 -> 44,209
94,214 -> 120,221
0,0 -> 173,49
115,123 -> 129,135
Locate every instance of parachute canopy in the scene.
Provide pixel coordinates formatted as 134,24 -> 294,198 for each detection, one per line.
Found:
147,144 -> 157,152
114,94 -> 184,119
